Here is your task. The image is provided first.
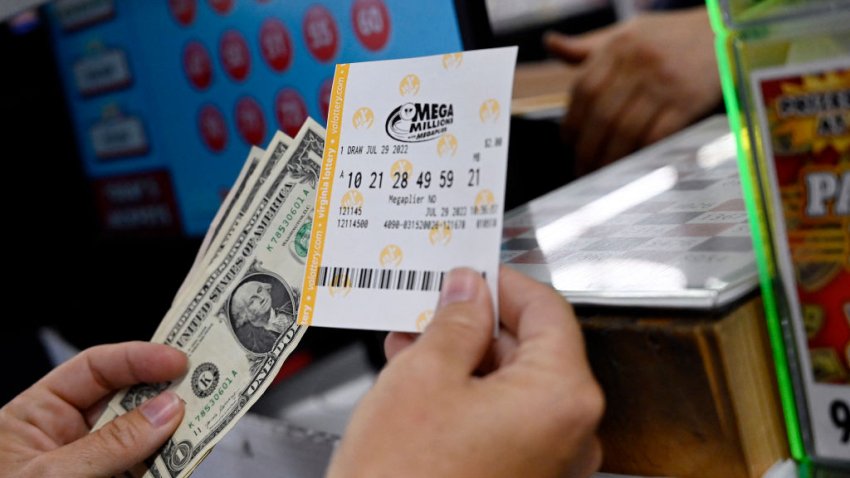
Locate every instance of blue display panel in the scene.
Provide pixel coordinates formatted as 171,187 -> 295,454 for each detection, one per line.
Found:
48,0 -> 463,235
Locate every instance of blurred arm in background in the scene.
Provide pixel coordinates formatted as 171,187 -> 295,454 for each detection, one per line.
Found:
545,6 -> 722,175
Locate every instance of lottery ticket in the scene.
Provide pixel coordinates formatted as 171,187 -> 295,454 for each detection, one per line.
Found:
298,47 -> 517,332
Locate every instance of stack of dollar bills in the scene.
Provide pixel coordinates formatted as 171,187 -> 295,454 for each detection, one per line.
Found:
94,118 -> 327,478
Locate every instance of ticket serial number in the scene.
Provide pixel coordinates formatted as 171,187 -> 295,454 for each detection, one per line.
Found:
339,206 -> 363,216
383,219 -> 467,230
337,218 -> 369,229
382,218 -> 497,230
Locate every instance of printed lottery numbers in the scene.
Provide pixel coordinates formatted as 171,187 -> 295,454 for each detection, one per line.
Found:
341,170 -> 462,190
468,168 -> 480,187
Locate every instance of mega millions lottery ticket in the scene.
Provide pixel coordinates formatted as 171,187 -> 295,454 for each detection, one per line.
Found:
298,47 -> 518,332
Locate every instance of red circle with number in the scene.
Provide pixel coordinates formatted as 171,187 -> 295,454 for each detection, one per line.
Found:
169,0 -> 197,26
259,18 -> 293,72
318,78 -> 333,121
302,5 -> 339,62
219,30 -> 251,82
182,41 -> 213,90
198,104 -> 228,152
352,0 -> 390,51
275,89 -> 308,137
235,96 -> 266,146
207,0 -> 234,15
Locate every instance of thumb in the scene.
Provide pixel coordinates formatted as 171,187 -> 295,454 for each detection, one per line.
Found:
45,391 -> 183,477
543,31 -> 599,63
413,268 -> 494,377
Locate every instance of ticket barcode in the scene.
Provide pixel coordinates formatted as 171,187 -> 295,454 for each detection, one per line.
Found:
316,266 -> 446,292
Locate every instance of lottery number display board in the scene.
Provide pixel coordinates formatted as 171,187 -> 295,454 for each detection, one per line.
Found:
47,0 -> 463,236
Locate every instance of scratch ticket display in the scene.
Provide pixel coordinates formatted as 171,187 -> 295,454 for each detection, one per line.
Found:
751,59 -> 850,463
298,47 -> 517,332
710,0 -> 850,465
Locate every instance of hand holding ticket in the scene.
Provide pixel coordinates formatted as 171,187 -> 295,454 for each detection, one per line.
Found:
299,47 -> 518,332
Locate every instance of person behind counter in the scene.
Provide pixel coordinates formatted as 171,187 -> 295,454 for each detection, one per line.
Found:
545,5 -> 722,175
0,267 -> 604,478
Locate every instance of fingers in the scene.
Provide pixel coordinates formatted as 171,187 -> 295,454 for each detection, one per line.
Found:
562,53 -> 617,174
384,332 -> 416,361
561,436 -> 604,478
643,107 -> 689,147
543,31 -> 599,63
84,395 -> 113,428
38,342 -> 188,412
4,342 -> 187,448
497,267 -> 584,363
598,92 -> 663,165
411,268 -> 494,378
35,391 -> 184,477
498,266 -> 560,334
573,67 -> 638,174
476,327 -> 519,374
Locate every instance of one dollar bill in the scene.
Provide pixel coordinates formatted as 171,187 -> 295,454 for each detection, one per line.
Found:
173,145 -> 268,305
96,120 -> 326,478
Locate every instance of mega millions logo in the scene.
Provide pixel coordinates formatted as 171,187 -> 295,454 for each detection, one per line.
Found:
386,72 -> 454,142
474,189 -> 497,214
416,309 -> 434,331
328,270 -> 352,298
399,74 -> 421,97
437,133 -> 458,157
353,107 -> 375,129
390,159 -> 413,178
429,221 -> 452,246
442,53 -> 463,70
479,99 -> 500,123
386,102 -> 455,142
341,189 -> 364,208
379,244 -> 403,267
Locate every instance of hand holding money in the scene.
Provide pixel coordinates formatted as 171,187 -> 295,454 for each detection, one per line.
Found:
90,120 -> 325,477
1,268 -> 605,478
326,267 -> 605,478
7,47 -> 577,477
0,342 -> 187,477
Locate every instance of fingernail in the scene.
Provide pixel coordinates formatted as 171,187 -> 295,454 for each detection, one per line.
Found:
140,391 -> 181,428
439,268 -> 478,307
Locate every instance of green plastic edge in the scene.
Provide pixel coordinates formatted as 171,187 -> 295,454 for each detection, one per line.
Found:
707,0 -> 807,463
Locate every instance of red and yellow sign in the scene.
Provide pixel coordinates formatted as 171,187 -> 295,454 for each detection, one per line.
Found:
759,65 -> 850,384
